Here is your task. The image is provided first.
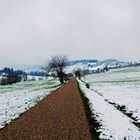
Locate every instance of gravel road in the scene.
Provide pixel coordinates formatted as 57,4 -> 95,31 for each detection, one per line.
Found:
0,79 -> 95,140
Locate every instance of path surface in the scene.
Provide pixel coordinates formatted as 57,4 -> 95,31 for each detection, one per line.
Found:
0,79 -> 94,140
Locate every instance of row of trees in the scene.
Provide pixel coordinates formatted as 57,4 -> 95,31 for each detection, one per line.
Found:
0,67 -> 26,85
28,71 -> 48,77
0,55 -> 83,85
1,67 -> 26,76
46,55 -> 82,84
0,57 -> 70,85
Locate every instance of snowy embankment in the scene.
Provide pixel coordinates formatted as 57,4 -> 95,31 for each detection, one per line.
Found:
90,83 -> 140,124
0,79 -> 60,129
78,80 -> 140,140
84,67 -> 140,124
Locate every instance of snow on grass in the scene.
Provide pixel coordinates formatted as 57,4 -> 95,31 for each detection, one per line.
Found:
90,83 -> 140,123
84,66 -> 140,124
84,66 -> 140,84
79,80 -> 140,140
0,79 -> 60,129
0,78 -> 58,94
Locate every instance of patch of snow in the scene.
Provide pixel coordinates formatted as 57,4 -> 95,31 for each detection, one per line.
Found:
27,75 -> 47,81
0,80 -> 60,129
90,83 -> 140,123
64,62 -> 106,74
79,80 -> 140,140
84,66 -> 140,123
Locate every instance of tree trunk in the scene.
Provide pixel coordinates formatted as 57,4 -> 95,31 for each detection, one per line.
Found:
58,69 -> 64,84
59,76 -> 64,84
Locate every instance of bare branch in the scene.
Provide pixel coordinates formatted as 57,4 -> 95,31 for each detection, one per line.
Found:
46,55 -> 68,84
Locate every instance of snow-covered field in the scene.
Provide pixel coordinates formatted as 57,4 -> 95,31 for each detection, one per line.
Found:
79,66 -> 140,139
0,78 -> 60,129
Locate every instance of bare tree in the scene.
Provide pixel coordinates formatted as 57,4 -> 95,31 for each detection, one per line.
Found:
74,69 -> 81,80
47,55 -> 68,84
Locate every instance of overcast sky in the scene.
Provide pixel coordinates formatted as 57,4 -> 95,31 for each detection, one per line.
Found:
0,0 -> 140,68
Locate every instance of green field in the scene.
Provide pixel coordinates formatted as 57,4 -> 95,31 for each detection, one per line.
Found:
0,79 -> 60,94
85,66 -> 140,84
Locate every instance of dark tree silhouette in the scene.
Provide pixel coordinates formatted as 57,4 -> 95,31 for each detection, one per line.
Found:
47,55 -> 68,84
0,67 -> 27,85
74,69 -> 81,80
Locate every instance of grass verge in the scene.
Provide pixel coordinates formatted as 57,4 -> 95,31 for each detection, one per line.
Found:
77,80 -> 100,140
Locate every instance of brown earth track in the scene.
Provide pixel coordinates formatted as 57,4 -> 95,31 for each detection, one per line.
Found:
0,79 -> 95,140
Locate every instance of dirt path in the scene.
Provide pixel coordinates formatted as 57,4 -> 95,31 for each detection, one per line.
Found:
0,79 -> 96,140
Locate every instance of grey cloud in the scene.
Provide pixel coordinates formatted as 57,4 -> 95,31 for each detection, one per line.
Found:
0,0 -> 140,68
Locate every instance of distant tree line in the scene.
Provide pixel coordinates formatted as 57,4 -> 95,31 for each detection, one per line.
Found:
0,67 -> 27,85
0,67 -> 49,85
28,71 -> 48,77
0,67 -> 27,76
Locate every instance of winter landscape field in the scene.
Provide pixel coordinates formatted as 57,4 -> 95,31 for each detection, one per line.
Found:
0,78 -> 60,129
1,65 -> 140,139
1,0 -> 140,139
79,66 -> 140,139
